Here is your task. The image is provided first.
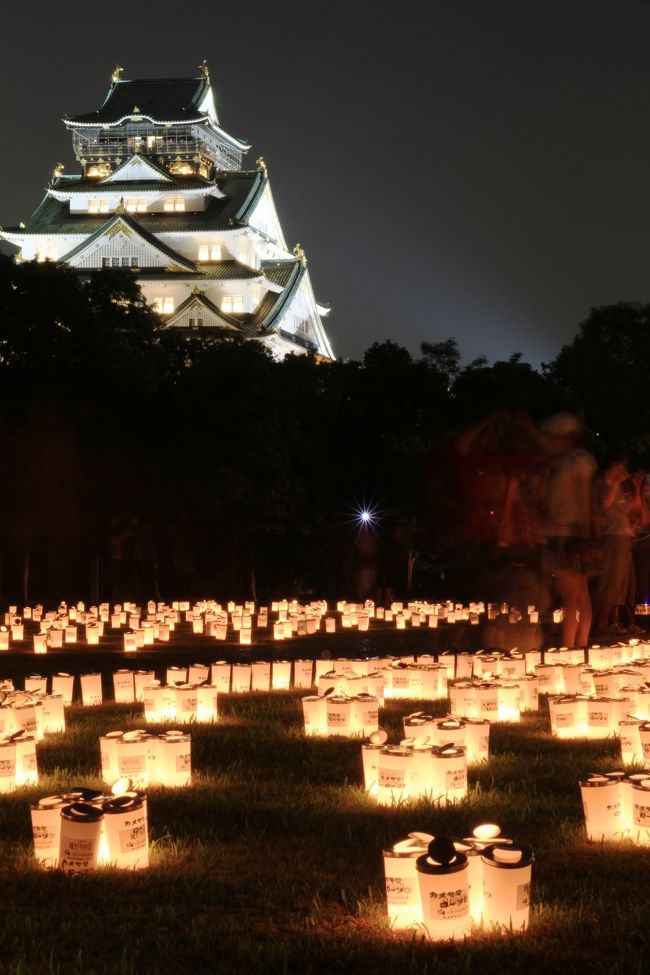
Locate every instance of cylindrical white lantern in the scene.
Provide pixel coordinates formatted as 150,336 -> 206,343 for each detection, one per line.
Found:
31,795 -> 67,866
113,670 -> 135,704
293,659 -> 314,689
580,775 -> 622,840
59,802 -> 104,873
51,673 -> 74,706
481,843 -> 534,930
101,793 -> 148,869
383,833 -> 433,929
80,673 -> 103,707
416,838 -> 470,940
159,732 -> 191,787
302,696 -> 328,736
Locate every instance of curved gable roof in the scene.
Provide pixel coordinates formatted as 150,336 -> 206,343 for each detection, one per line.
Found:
68,77 -> 211,125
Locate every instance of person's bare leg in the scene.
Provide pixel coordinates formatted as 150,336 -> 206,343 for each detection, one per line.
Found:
575,574 -> 592,647
556,568 -> 581,646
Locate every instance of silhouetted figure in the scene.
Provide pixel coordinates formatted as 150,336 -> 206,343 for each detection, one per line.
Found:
538,413 -> 596,648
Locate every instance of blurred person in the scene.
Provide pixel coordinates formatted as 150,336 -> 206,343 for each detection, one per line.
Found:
538,413 -> 596,648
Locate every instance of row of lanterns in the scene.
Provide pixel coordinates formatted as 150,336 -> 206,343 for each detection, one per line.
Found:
0,688 -> 65,737
31,784 -> 148,871
362,731 -> 469,804
384,827 -> 533,937
302,691 -> 379,738
549,695 -> 635,739
449,678 -> 539,722
580,772 -> 650,843
100,730 -> 191,788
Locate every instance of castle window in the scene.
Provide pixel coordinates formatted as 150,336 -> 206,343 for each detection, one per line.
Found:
88,199 -> 109,214
198,244 -> 209,261
126,199 -> 147,213
130,257 -> 138,268
164,197 -> 185,212
102,257 -> 110,268
152,296 -> 175,314
211,244 -> 221,260
222,295 -> 243,313
188,317 -> 204,328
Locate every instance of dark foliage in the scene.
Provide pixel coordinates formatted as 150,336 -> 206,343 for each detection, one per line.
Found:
0,256 -> 638,600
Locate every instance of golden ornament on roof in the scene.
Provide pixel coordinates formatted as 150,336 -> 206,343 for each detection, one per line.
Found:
198,59 -> 210,80
256,156 -> 268,178
111,64 -> 124,84
293,243 -> 307,266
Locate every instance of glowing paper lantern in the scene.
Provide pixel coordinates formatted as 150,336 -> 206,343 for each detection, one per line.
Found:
620,720 -> 643,765
188,663 -> 209,684
251,661 -> 271,692
580,775 -> 623,840
293,659 -> 314,689
174,684 -> 198,724
31,795 -> 67,866
113,670 -> 135,704
464,719 -> 490,764
361,730 -> 387,796
349,694 -> 379,737
383,832 -> 434,929
80,673 -> 103,707
101,794 -> 148,869
159,731 -> 191,787
377,746 -> 416,805
196,684 -> 218,722
630,779 -> 650,845
33,633 -> 47,654
326,695 -> 353,736
39,693 -> 65,733
231,664 -> 252,693
403,712 -> 437,740
51,673 -> 74,706
416,837 -> 470,940
116,732 -> 149,788
100,731 -> 124,782
272,660 -> 292,690
481,844 -> 533,930
431,744 -> 467,802
166,666 -> 187,686
59,802 -> 104,873
24,675 -> 47,695
47,628 -> 64,649
210,661 -> 231,693
133,670 -> 155,703
302,695 -> 328,736
436,717 -> 466,749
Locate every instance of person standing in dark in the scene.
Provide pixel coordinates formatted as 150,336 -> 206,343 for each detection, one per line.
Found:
538,413 -> 596,648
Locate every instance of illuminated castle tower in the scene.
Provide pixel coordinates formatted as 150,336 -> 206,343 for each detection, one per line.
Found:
0,63 -> 334,360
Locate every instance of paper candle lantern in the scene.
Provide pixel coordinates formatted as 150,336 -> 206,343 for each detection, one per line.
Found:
475,683 -> 499,721
166,666 -> 187,686
59,802 -> 104,873
481,843 -> 534,930
416,837 -> 470,940
231,664 -> 252,693
123,631 -> 138,652
188,663 -> 209,685
620,720 -> 643,765
580,775 -> 623,840
349,694 -> 379,737
24,675 -> 47,695
383,832 -> 434,929
101,793 -> 148,869
31,795 -> 67,867
630,779 -> 650,845
463,719 -> 490,764
449,682 -> 477,718
361,730 -> 388,796
0,627 -> 9,651
196,684 -> 218,722
51,673 -> 74,706
113,670 -> 135,704
377,746 -> 416,805
251,661 -> 271,692
133,671 -> 155,703
174,684 -> 198,724
436,717 -> 466,749
100,731 -> 124,782
293,659 -> 314,689
403,712 -> 437,740
47,628 -> 64,649
272,660 -> 292,690
33,633 -> 47,654
115,732 -> 149,788
430,744 -> 467,802
302,695 -> 328,736
211,662 -> 231,693
326,695 -> 353,736
39,693 -> 65,733
159,731 -> 191,787
80,673 -> 103,707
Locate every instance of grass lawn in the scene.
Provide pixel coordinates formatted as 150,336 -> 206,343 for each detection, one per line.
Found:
0,689 -> 647,974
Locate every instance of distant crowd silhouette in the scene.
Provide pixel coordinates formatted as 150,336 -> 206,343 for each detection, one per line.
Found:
445,409 -> 650,648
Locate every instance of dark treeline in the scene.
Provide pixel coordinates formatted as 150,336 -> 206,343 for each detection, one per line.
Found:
0,253 -> 648,602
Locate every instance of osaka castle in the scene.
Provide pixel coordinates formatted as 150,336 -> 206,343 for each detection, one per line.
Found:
0,64 -> 335,360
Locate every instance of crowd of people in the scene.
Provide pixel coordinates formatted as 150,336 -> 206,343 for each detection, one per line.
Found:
450,409 -> 650,648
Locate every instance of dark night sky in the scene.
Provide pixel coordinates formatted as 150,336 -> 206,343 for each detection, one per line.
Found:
1,1 -> 649,365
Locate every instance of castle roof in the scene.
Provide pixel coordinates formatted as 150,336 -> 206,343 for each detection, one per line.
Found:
68,76 -> 211,125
